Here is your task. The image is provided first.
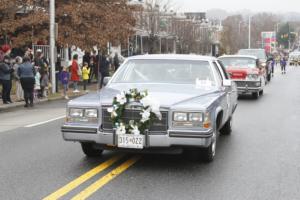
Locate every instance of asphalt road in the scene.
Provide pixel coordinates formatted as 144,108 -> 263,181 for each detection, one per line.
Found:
0,66 -> 300,200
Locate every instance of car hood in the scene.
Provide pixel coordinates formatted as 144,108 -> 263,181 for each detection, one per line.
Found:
226,67 -> 259,79
68,84 -> 222,110
99,83 -> 222,109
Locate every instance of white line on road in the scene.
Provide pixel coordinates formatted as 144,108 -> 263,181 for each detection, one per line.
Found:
24,115 -> 66,128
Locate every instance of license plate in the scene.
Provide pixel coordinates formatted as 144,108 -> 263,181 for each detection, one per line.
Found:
117,134 -> 144,149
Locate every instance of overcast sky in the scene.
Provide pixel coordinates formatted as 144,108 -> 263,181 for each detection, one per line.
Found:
172,0 -> 300,13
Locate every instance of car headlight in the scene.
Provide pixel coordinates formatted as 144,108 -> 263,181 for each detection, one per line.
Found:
173,112 -> 188,121
85,109 -> 98,118
67,108 -> 98,124
173,112 -> 205,127
189,113 -> 203,122
69,108 -> 84,118
247,74 -> 259,80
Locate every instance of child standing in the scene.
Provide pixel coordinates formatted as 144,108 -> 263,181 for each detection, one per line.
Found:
34,67 -> 41,100
82,62 -> 90,92
59,66 -> 69,99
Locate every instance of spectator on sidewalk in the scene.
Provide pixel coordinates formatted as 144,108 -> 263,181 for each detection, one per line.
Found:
59,66 -> 69,99
0,55 -> 14,104
82,62 -> 90,92
100,54 -> 110,88
18,56 -> 36,107
70,54 -> 81,93
34,67 -> 41,100
41,69 -> 49,98
89,50 -> 97,83
113,52 -> 120,72
13,56 -> 24,101
34,49 -> 48,77
83,51 -> 91,66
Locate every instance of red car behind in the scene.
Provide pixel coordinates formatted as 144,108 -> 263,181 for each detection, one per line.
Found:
219,55 -> 265,99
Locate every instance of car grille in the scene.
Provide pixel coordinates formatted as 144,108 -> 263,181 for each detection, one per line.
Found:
235,81 -> 260,88
102,108 -> 168,135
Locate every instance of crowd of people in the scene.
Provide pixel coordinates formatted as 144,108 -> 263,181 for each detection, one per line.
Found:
0,44 -> 121,106
61,49 -> 120,99
0,45 -> 50,107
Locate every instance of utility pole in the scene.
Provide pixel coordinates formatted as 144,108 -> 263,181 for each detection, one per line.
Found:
49,0 -> 56,94
288,23 -> 291,52
248,16 -> 251,49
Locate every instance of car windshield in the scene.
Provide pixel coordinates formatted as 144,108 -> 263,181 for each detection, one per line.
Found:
238,49 -> 266,60
111,59 -> 216,85
219,57 -> 257,68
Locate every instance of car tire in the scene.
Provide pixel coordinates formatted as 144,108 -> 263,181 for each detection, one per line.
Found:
220,117 -> 232,135
259,90 -> 264,96
81,143 -> 103,157
252,92 -> 259,99
200,130 -> 217,162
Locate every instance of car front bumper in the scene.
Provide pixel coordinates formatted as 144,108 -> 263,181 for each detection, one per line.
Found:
62,125 -> 213,148
234,80 -> 262,93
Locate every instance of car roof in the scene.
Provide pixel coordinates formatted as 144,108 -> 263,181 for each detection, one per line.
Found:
127,54 -> 217,62
219,55 -> 258,60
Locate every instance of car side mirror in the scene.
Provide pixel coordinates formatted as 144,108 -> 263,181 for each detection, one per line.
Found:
103,77 -> 111,87
223,79 -> 232,87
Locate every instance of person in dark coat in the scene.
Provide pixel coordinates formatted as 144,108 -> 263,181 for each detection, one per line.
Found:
100,54 -> 110,88
0,55 -> 14,104
82,51 -> 91,66
113,53 -> 120,72
89,50 -> 98,83
34,49 -> 47,76
18,56 -> 36,107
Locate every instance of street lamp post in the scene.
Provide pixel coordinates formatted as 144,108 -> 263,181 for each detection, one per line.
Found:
49,0 -> 56,94
248,16 -> 251,49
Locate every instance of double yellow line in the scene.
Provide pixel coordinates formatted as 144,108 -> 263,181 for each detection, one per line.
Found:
43,154 -> 141,200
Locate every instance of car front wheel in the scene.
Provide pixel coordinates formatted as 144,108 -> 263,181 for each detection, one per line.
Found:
252,92 -> 259,99
259,90 -> 264,96
220,117 -> 232,135
200,130 -> 217,162
81,143 -> 103,157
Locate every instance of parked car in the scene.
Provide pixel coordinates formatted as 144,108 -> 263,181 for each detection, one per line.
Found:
61,55 -> 238,162
219,55 -> 265,99
237,49 -> 272,82
288,51 -> 300,66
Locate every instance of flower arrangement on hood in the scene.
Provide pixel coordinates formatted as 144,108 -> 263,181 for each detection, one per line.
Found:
107,88 -> 162,135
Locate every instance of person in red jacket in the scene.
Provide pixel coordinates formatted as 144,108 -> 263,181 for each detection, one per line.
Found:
70,54 -> 81,93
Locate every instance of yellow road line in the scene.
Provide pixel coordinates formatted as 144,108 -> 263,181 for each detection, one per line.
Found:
71,155 -> 142,200
43,154 -> 124,200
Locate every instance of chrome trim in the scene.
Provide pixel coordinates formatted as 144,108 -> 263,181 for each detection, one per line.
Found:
168,129 -> 213,138
61,125 -> 98,134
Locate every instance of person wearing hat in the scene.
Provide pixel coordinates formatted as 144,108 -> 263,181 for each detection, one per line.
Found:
34,49 -> 48,97
0,44 -> 11,63
18,56 -> 36,107
0,55 -> 14,104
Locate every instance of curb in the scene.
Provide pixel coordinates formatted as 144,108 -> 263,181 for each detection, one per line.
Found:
0,93 -> 88,112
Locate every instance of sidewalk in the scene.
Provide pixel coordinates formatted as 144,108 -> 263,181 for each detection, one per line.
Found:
0,83 -> 99,111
